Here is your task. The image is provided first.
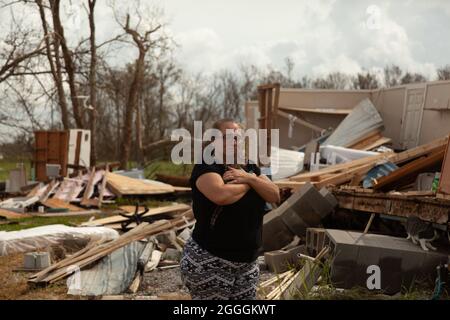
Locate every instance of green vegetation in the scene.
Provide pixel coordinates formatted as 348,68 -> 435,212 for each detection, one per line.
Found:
0,215 -> 93,232
144,161 -> 193,179
0,160 -> 32,181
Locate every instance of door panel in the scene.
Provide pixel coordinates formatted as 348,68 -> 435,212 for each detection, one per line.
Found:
401,86 -> 426,149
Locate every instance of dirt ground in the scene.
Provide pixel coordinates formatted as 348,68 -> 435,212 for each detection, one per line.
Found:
0,252 -> 275,300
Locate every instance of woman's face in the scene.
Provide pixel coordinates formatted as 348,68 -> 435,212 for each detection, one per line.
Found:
218,121 -> 242,164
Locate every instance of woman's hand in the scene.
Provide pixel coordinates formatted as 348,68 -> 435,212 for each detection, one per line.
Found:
223,166 -> 256,184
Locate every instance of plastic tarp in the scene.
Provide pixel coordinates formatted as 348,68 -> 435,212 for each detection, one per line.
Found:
320,145 -> 379,165
67,241 -> 145,296
323,98 -> 384,148
0,225 -> 119,256
270,147 -> 305,181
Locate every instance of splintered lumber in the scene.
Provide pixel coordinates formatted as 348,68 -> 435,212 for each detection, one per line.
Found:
289,135 -> 449,188
333,188 -> 450,224
349,131 -> 391,151
41,198 -> 83,212
315,162 -> 377,189
81,203 -> 191,227
289,152 -> 394,182
267,246 -> 329,300
373,149 -> 445,191
29,211 -> 194,285
438,138 -> 450,195
105,172 -> 175,196
389,135 -> 448,164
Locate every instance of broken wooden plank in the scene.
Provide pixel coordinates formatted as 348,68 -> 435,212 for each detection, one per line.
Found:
438,137 -> 450,196
333,188 -> 450,224
0,208 -> 30,219
81,204 -> 191,227
42,198 -> 83,212
29,210 -> 194,285
373,149 -> 445,191
105,172 -> 175,196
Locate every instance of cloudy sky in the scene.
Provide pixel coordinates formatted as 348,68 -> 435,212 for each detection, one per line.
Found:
2,0 -> 450,79
156,0 -> 450,79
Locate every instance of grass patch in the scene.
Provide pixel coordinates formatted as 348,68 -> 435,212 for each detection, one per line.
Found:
0,159 -> 32,181
144,161 -> 193,179
0,215 -> 96,232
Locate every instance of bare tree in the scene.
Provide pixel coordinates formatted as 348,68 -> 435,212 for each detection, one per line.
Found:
384,65 -> 403,87
401,72 -> 427,85
353,71 -> 379,89
86,0 -> 98,164
115,7 -> 168,169
48,0 -> 84,128
437,65 -> 450,80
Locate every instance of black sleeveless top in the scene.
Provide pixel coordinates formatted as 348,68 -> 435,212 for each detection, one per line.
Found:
190,162 -> 266,263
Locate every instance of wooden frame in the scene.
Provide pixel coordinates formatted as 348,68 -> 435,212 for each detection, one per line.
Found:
257,83 -> 280,160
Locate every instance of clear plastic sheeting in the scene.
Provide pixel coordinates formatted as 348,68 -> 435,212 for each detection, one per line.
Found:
67,241 -> 145,296
323,98 -> 384,148
270,147 -> 305,181
0,225 -> 119,256
320,145 -> 379,165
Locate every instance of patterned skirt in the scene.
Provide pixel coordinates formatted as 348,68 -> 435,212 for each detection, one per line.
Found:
180,237 -> 260,300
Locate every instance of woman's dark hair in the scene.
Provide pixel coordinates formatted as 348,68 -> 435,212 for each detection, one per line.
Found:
212,118 -> 239,131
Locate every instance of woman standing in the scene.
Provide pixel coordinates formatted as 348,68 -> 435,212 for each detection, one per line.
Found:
180,119 -> 280,300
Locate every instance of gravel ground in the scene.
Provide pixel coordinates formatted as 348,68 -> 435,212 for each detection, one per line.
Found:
138,265 -> 275,300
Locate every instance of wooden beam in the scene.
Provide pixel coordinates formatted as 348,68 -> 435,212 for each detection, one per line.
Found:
373,149 -> 445,191
333,188 -> 449,224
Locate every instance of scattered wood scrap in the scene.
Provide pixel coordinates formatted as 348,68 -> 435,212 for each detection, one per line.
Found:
282,136 -> 449,191
29,209 -> 194,285
0,208 -> 29,219
373,149 -> 445,191
81,203 -> 191,228
438,137 -> 450,196
333,187 -> 450,224
106,172 -> 175,196
42,198 -> 83,212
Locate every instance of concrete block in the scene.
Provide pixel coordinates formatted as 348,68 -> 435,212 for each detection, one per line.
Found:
23,252 -> 51,270
35,252 -> 51,269
325,229 -> 449,294
280,209 -> 310,236
306,228 -> 326,256
23,253 -> 36,270
319,187 -> 338,209
264,245 -> 307,273
262,210 -> 295,252
162,248 -> 181,262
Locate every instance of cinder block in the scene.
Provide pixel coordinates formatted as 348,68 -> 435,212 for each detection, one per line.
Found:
325,229 -> 449,294
23,252 -> 51,270
23,253 -> 36,270
264,245 -> 307,273
162,248 -> 181,262
262,210 -> 295,252
306,228 -> 326,256
319,187 -> 338,210
34,252 -> 51,269
282,183 -> 333,221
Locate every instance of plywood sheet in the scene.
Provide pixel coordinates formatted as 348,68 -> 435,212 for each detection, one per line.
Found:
42,198 -> 83,212
105,172 -> 175,196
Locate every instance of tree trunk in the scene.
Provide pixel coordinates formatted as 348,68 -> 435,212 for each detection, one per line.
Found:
119,51 -> 145,169
88,0 -> 97,165
36,0 -> 70,129
50,0 -> 84,129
